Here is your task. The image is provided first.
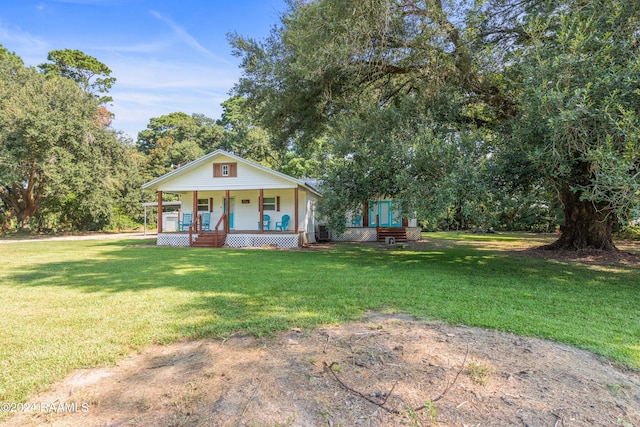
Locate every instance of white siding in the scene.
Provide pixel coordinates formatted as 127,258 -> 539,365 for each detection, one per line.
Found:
157,155 -> 297,192
304,197 -> 318,244
175,189 -> 303,231
234,190 -> 261,230
148,151 -> 322,237
300,191 -> 319,243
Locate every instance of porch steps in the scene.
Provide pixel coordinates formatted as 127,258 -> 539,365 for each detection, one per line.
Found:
192,232 -> 226,248
377,227 -> 407,242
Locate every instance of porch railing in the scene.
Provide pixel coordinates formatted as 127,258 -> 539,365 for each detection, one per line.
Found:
214,213 -> 227,247
188,213 -> 203,246
186,213 -> 227,247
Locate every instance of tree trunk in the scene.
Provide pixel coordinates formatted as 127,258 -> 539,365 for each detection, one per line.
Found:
0,170 -> 42,230
543,186 -> 616,250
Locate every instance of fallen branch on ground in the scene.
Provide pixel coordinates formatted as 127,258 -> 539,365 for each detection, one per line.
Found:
237,377 -> 263,424
323,344 -> 469,415
323,362 -> 400,414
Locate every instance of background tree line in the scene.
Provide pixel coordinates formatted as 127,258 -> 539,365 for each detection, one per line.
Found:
2,0 -> 638,251
0,46 -> 323,233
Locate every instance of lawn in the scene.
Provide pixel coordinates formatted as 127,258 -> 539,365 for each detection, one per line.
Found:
1,233 -> 638,407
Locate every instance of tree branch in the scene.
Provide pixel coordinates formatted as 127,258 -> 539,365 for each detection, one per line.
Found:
323,344 -> 469,415
323,362 -> 401,414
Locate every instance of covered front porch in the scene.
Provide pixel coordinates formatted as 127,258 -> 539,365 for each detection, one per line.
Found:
153,184 -> 318,248
142,150 -> 322,248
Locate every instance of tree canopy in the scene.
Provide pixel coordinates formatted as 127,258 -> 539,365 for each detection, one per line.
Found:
0,46 -> 139,231
38,49 -> 116,104
507,0 -> 640,248
136,112 -> 225,181
230,0 -> 640,249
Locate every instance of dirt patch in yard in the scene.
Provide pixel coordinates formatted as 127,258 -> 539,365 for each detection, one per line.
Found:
5,313 -> 639,427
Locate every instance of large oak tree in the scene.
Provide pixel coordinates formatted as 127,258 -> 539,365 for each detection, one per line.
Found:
230,0 -> 640,249
0,47 -> 135,230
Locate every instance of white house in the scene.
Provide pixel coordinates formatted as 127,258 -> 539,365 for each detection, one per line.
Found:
142,150 -> 321,248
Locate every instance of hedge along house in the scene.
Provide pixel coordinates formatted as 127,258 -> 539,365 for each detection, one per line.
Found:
142,150 -> 322,248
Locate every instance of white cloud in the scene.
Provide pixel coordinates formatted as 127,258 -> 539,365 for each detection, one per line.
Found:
110,89 -> 229,139
96,41 -> 173,55
149,10 -> 233,65
112,60 -> 237,90
0,19 -> 49,61
108,59 -> 237,137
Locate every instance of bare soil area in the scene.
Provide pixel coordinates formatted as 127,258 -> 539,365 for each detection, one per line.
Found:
5,313 -> 639,427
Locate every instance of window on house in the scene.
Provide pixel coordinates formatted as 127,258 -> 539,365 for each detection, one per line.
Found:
213,162 -> 237,177
197,199 -> 209,212
262,197 -> 276,211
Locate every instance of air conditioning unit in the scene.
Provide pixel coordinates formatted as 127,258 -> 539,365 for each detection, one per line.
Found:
317,225 -> 331,242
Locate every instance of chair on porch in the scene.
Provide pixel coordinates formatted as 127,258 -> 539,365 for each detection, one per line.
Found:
275,214 -> 290,231
351,216 -> 362,227
178,213 -> 192,231
258,214 -> 271,231
201,212 -> 211,231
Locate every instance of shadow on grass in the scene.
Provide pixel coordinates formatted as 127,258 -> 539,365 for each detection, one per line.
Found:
5,241 -> 640,367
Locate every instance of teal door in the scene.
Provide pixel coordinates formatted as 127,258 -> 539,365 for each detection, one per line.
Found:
379,201 -> 391,226
369,200 -> 402,227
223,198 -> 235,229
368,202 -> 378,227
390,202 -> 402,227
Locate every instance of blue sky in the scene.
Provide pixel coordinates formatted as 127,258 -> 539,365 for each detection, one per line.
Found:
0,0 -> 287,139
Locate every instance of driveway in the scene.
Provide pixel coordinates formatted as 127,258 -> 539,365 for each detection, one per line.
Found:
0,232 -> 157,244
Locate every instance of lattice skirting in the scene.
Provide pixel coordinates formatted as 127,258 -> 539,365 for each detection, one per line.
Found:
157,233 -> 302,248
332,228 -> 378,242
157,229 -> 420,247
332,227 -> 422,242
157,233 -> 192,247
225,233 -> 301,248
406,227 -> 422,241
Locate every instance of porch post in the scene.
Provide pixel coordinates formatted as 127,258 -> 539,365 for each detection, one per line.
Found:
294,187 -> 299,233
157,191 -> 163,233
177,194 -> 181,224
259,189 -> 264,233
225,190 -> 230,234
192,191 -> 198,216
363,202 -> 369,227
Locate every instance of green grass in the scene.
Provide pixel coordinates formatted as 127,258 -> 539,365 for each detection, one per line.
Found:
1,234 -> 639,407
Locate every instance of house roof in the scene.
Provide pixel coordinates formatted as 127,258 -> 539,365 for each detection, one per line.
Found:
142,149 -> 322,197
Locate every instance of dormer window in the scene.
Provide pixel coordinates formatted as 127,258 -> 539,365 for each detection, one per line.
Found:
213,162 -> 237,177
